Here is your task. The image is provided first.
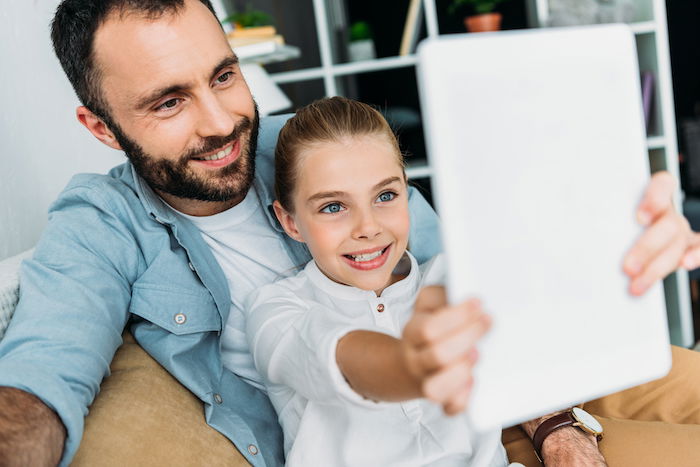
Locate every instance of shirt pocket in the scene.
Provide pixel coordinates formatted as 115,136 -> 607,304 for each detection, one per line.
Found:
129,284 -> 221,335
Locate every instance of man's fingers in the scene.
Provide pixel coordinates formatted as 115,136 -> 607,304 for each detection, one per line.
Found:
636,171 -> 676,226
413,285 -> 448,314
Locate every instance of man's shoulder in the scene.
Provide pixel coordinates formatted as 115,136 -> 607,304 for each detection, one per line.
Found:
52,163 -> 141,215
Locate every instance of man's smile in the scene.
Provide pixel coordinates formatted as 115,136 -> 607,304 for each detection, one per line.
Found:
190,139 -> 241,168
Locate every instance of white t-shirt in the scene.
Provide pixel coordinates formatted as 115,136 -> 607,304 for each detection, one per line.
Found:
245,252 -> 508,466
178,186 -> 297,389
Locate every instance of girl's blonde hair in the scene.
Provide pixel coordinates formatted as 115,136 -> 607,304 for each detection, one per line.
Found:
274,96 -> 404,212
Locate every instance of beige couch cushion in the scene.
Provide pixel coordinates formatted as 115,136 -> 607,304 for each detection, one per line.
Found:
73,331 -> 250,466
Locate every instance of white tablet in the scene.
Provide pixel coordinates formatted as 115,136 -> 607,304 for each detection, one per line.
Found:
416,24 -> 671,431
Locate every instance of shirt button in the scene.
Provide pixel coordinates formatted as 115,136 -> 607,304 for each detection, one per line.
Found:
213,393 -> 223,404
188,262 -> 196,272
174,313 -> 187,325
248,444 -> 259,456
376,304 -> 385,313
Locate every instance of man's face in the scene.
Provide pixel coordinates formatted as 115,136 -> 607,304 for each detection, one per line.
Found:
93,0 -> 258,207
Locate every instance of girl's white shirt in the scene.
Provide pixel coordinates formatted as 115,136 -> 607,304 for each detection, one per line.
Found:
244,252 -> 508,467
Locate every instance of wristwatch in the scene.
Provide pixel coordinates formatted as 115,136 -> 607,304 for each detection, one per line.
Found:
532,407 -> 604,462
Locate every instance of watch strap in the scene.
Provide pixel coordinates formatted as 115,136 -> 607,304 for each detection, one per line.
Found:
532,411 -> 576,461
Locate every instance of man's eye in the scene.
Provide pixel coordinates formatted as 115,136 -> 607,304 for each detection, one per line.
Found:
320,203 -> 344,214
216,71 -> 234,84
377,191 -> 397,203
157,98 -> 180,111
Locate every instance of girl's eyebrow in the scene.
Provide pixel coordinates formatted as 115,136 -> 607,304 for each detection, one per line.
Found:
373,176 -> 402,191
306,191 -> 345,205
305,177 -> 402,205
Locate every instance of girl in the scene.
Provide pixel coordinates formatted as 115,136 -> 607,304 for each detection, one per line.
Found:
244,97 -> 508,466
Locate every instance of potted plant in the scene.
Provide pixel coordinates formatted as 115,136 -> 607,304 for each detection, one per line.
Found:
347,21 -> 376,62
449,0 -> 511,33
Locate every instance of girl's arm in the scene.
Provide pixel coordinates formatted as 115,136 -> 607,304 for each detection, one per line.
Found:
336,286 -> 490,413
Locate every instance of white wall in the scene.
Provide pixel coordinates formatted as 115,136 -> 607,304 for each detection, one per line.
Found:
0,1 -> 124,261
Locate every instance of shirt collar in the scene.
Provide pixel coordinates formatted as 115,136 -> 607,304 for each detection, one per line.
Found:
304,251 -> 420,302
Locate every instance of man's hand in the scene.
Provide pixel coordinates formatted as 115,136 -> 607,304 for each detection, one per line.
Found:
0,386 -> 66,466
400,286 -> 491,415
623,171 -> 695,295
522,412 -> 607,467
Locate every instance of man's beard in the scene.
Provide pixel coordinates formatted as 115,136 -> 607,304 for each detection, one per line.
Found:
110,108 -> 259,203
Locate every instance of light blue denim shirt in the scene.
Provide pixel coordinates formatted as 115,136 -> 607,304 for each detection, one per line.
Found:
0,114 -> 442,466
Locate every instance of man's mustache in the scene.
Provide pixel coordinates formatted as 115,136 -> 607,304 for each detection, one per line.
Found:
180,116 -> 253,163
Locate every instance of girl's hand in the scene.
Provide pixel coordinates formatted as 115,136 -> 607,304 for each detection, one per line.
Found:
623,171 -> 694,295
400,286 -> 491,415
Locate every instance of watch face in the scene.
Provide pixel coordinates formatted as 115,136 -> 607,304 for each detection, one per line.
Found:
572,407 -> 603,434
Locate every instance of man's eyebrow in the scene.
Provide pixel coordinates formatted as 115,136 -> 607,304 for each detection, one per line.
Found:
134,54 -> 239,110
210,54 -> 239,82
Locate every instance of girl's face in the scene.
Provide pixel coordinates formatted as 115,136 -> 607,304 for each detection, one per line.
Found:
275,133 -> 410,295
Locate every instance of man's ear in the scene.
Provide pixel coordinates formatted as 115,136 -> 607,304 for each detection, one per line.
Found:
273,200 -> 305,243
76,106 -> 123,150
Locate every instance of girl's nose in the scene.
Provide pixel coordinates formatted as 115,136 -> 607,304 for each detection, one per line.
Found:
352,209 -> 382,240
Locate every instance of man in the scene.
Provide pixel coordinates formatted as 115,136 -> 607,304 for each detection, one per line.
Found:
0,0 -> 698,466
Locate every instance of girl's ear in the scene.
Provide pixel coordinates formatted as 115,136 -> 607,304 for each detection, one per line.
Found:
273,200 -> 305,243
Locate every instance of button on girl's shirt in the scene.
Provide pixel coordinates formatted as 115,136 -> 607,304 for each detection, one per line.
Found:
376,303 -> 385,313
174,313 -> 187,325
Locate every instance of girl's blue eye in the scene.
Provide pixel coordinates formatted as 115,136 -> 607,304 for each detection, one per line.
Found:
377,191 -> 396,203
320,203 -> 344,214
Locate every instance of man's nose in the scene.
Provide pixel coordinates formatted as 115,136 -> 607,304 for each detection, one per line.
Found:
352,208 -> 382,240
195,92 -> 235,138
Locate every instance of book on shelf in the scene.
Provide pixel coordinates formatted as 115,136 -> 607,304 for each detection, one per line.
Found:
641,71 -> 655,133
400,0 -> 423,56
227,25 -> 277,39
228,34 -> 285,60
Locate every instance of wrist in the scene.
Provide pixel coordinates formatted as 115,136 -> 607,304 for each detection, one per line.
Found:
540,425 -> 602,464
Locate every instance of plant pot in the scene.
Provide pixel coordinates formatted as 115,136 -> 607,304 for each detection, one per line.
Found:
464,12 -> 502,33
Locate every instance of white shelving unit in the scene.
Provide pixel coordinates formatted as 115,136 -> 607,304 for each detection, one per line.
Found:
266,0 -> 694,347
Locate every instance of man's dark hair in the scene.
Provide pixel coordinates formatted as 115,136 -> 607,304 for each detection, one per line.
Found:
50,0 -> 218,126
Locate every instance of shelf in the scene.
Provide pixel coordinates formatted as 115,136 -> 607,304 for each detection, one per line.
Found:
629,21 -> 657,35
405,161 -> 432,179
271,54 -> 418,84
239,45 -> 301,66
646,135 -> 666,149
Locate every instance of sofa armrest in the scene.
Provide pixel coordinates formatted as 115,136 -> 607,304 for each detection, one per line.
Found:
0,249 -> 34,340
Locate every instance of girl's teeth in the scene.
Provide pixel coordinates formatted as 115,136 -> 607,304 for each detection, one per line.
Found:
350,249 -> 384,262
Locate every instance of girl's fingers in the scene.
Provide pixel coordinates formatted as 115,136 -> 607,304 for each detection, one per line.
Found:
404,297 -> 482,347
415,312 -> 490,371
623,209 -> 688,278
422,357 -> 474,406
629,233 -> 687,295
636,171 -> 676,226
682,234 -> 700,270
443,379 -> 474,416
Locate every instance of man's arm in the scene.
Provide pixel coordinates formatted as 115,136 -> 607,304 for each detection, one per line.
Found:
520,413 -> 606,467
0,387 -> 66,466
